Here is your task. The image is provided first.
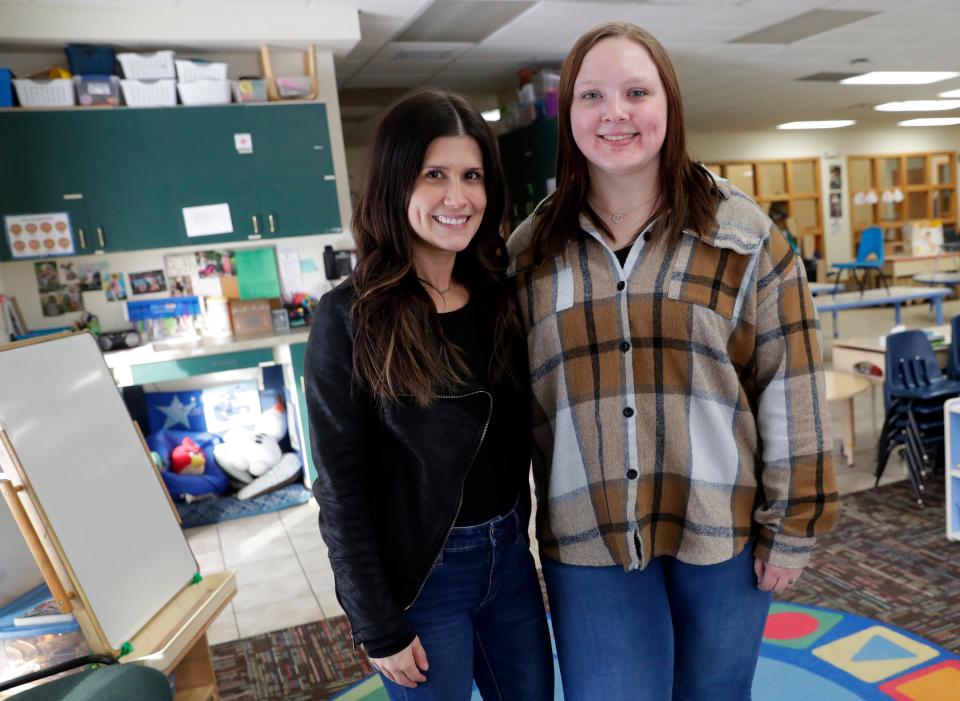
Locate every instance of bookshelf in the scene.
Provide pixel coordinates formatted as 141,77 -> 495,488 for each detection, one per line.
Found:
703,158 -> 823,257
847,151 -> 957,258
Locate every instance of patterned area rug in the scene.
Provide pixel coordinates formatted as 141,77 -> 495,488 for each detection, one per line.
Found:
212,479 -> 960,700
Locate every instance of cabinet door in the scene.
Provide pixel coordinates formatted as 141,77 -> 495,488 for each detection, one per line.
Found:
0,112 -> 93,260
161,106 -> 262,246
246,103 -> 342,238
74,109 -> 179,253
288,342 -> 318,485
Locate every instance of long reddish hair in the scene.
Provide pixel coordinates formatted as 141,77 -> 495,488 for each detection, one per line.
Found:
529,22 -> 719,259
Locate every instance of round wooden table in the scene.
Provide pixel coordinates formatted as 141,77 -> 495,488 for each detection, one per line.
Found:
824,370 -> 871,467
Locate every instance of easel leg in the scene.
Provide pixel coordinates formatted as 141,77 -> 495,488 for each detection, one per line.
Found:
172,633 -> 219,701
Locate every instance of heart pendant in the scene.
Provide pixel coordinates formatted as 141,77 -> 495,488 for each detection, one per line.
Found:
612,214 -> 624,224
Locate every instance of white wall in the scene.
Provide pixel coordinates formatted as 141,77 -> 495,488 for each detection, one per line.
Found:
689,126 -> 960,265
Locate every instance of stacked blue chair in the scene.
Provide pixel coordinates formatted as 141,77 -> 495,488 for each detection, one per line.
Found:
830,226 -> 890,296
876,329 -> 960,504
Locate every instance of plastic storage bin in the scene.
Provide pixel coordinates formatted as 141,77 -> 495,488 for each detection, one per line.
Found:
0,585 -> 89,691
120,78 -> 176,107
117,50 -> 175,80
126,296 -> 202,342
232,78 -> 268,103
175,59 -> 228,83
65,44 -> 116,76
12,79 -> 74,107
74,75 -> 120,106
276,76 -> 313,98
177,80 -> 231,105
0,68 -> 14,107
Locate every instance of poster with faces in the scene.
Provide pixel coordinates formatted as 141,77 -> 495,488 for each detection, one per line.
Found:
4,213 -> 75,259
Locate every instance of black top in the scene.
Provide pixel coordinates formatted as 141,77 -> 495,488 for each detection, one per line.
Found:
437,299 -> 527,526
615,243 -> 633,266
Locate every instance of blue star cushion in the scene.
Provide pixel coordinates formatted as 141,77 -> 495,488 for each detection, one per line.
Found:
146,390 -> 207,433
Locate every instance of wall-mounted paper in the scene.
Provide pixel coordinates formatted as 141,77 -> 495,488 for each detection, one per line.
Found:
277,248 -> 304,299
5,212 -> 75,259
182,203 -> 233,238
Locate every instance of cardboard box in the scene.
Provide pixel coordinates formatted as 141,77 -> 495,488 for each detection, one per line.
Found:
229,299 -> 272,338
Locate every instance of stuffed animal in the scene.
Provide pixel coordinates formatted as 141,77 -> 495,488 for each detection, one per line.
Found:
213,400 -> 302,499
171,437 -> 206,475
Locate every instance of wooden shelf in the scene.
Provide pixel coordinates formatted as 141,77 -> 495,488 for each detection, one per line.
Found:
174,684 -> 217,701
704,157 -> 823,258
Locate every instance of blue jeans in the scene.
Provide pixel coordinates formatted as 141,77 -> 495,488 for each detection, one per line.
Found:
381,506 -> 554,700
542,545 -> 772,701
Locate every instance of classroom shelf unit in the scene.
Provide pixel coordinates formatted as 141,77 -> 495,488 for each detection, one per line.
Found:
702,158 -> 823,258
847,151 -> 957,259
944,398 -> 960,541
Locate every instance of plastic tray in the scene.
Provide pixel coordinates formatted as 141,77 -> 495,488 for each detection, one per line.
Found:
74,75 -> 120,106
233,78 -> 268,103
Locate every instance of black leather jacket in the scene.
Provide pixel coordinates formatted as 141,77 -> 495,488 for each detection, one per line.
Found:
304,280 -> 530,656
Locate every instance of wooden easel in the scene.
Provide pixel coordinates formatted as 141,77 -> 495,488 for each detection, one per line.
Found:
0,333 -> 236,701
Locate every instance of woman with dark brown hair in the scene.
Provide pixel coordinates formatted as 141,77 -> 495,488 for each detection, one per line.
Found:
305,88 -> 552,700
507,22 -> 838,700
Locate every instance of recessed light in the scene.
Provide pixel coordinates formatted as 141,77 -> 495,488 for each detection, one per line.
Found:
777,120 -> 856,130
875,100 -> 960,111
898,117 -> 960,127
841,71 -> 959,85
481,108 -> 500,122
938,89 -> 960,98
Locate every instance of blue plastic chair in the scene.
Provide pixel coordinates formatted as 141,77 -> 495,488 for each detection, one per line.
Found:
876,330 -> 960,502
830,226 -> 890,295
949,314 -> 960,380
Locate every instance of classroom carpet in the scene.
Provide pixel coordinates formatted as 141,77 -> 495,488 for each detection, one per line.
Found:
211,479 -> 960,700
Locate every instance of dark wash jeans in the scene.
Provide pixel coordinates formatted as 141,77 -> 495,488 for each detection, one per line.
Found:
380,505 -> 554,700
542,544 -> 772,701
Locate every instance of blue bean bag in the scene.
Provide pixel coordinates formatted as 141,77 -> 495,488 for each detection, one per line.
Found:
147,429 -> 229,502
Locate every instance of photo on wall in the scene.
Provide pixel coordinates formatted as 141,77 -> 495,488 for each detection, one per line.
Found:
40,291 -> 65,317
830,192 -> 843,219
34,262 -> 60,292
103,273 -> 127,302
829,165 -> 842,191
130,270 -> 168,295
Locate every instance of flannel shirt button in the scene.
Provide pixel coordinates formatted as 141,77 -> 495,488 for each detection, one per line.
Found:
623,407 -> 635,418
616,280 -> 626,291
620,341 -> 630,352
627,469 -> 638,479
643,231 -> 651,242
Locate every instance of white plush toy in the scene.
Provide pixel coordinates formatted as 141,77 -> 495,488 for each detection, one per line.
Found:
214,400 -> 303,500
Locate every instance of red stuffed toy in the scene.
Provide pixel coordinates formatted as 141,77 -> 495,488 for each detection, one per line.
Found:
171,437 -> 206,475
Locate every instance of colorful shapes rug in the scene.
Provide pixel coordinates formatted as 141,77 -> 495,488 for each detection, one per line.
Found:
331,603 -> 960,701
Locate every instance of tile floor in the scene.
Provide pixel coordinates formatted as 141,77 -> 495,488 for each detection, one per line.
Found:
193,296 -> 960,646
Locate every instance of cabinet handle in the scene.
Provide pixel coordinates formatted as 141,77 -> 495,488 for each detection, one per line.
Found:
300,375 -> 305,394
252,215 -> 260,235
268,213 -> 276,234
78,228 -> 86,249
96,227 -> 105,248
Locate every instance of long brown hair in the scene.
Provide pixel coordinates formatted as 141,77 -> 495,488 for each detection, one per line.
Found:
530,21 -> 719,260
350,88 -> 518,407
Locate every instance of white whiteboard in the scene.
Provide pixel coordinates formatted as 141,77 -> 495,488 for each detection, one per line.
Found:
0,333 -> 196,648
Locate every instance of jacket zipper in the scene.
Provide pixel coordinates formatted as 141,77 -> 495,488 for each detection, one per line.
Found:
404,388 -> 493,610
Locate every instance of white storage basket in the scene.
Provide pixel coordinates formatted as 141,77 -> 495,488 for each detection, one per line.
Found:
120,79 -> 177,106
13,79 -> 75,107
175,60 -> 228,83
117,51 -> 176,80
177,80 -> 231,106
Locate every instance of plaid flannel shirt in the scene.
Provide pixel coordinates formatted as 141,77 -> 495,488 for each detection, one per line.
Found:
506,178 -> 838,571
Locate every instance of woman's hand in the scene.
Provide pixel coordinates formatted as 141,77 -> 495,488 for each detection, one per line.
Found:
369,636 -> 429,689
754,558 -> 802,594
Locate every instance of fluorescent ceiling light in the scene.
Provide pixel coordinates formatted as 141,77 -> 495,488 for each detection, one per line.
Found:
938,89 -> 960,98
841,71 -> 959,85
898,117 -> 960,127
481,108 -> 501,122
777,120 -> 856,130
875,100 -> 960,112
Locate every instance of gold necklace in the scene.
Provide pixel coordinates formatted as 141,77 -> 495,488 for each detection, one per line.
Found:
589,193 -> 658,225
